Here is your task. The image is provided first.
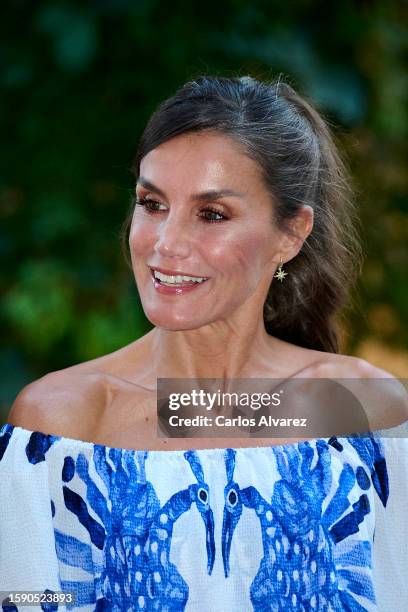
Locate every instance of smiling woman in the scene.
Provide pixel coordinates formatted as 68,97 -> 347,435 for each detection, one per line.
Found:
2,75 -> 408,611
128,130 -> 313,331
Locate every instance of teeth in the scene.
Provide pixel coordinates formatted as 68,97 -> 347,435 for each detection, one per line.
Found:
153,270 -> 207,284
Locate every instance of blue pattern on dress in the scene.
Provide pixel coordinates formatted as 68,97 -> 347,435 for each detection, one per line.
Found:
0,424 -> 390,611
221,436 -> 388,611
25,431 -> 59,464
346,435 -> 389,506
143,449 -> 215,609
55,444 -> 214,610
0,423 -> 13,462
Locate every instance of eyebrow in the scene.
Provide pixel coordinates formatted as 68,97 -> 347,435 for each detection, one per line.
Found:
136,177 -> 245,201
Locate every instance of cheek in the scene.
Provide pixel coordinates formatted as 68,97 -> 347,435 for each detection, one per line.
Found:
128,221 -> 153,258
204,228 -> 273,276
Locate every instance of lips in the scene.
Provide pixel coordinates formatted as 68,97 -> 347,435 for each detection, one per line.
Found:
150,269 -> 208,286
150,270 -> 194,286
149,266 -> 209,280
148,268 -> 210,296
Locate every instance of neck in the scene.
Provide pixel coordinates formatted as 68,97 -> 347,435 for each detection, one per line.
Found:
145,319 -> 279,381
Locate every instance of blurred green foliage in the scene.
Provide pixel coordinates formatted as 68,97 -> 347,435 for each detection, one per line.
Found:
1,0 -> 407,415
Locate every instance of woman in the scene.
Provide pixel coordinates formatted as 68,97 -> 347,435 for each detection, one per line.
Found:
1,75 -> 407,611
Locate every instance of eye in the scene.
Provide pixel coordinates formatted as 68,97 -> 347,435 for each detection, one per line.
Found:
135,197 -> 166,213
199,207 -> 227,223
198,487 -> 208,503
227,489 -> 238,507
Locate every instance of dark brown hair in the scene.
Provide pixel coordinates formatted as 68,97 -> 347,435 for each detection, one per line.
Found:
121,75 -> 363,353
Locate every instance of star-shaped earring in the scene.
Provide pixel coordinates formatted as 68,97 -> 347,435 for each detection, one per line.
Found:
273,256 -> 287,282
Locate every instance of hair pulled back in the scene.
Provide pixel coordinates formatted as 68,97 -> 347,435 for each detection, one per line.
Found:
122,75 -> 363,353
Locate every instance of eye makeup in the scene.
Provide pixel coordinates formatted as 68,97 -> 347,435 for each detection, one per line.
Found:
134,196 -> 228,223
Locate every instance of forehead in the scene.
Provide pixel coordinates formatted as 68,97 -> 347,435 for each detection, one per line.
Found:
139,131 -> 263,191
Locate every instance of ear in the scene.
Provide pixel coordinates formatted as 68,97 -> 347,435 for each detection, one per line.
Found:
278,205 -> 314,263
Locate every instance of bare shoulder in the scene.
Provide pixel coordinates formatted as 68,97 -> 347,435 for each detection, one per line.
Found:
314,353 -> 408,430
312,353 -> 394,377
6,362 -> 107,439
6,337 -> 151,439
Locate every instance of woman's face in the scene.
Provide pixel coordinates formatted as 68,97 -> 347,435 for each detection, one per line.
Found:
129,131 -> 287,331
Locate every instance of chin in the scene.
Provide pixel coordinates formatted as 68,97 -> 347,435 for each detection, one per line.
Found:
145,310 -> 206,332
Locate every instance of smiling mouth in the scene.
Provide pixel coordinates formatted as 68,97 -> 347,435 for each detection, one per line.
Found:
150,268 -> 210,286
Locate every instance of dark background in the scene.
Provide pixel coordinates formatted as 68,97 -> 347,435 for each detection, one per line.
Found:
1,0 -> 407,421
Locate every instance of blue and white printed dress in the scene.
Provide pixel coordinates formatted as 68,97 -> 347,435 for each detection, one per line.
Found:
1,420 -> 408,611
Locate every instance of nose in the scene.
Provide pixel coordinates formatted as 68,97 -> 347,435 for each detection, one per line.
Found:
154,215 -> 191,259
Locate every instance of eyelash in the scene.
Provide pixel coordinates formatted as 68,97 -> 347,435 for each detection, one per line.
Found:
135,197 -> 228,223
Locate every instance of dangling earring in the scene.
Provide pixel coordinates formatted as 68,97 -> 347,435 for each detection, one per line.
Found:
273,255 -> 287,282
